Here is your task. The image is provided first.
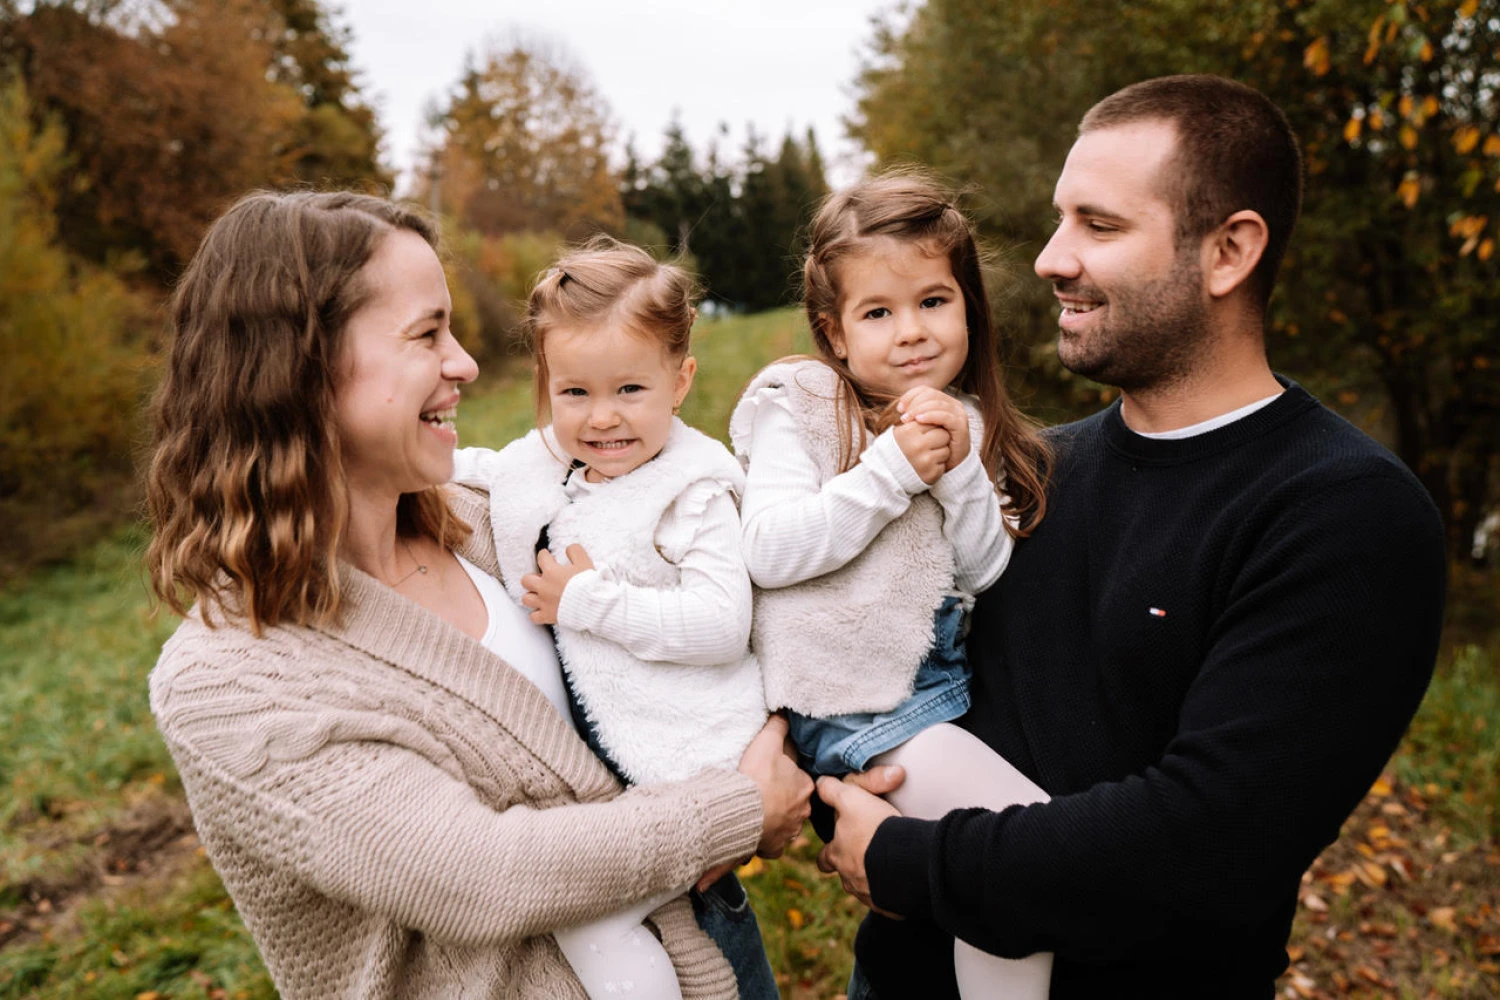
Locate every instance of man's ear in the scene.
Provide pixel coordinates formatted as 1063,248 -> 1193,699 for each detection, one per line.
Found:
1206,210 -> 1269,300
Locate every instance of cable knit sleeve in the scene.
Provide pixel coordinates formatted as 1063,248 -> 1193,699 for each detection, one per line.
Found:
151,655 -> 763,951
740,390 -> 927,588
555,486 -> 752,664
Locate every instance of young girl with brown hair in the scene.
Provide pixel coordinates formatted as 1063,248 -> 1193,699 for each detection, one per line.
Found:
451,237 -> 784,1000
730,171 -> 1055,998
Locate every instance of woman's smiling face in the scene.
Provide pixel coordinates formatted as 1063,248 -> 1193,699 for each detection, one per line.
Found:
543,322 -> 696,482
334,228 -> 478,502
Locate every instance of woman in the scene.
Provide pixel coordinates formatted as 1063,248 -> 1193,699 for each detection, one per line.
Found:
146,190 -> 812,999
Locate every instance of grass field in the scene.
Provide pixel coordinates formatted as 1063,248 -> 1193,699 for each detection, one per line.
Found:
1,308 -> 1496,998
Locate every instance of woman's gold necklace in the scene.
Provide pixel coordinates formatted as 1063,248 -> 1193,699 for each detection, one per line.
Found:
391,540 -> 429,587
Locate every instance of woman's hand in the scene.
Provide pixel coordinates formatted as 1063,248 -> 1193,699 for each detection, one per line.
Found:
521,545 -> 594,625
738,715 -> 814,858
899,386 -> 970,472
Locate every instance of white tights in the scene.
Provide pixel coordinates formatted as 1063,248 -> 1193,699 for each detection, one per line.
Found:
553,890 -> 683,1000
872,722 -> 1054,1000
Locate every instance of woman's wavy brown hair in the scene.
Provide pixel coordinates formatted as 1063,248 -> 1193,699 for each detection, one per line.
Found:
147,191 -> 469,635
800,169 -> 1050,535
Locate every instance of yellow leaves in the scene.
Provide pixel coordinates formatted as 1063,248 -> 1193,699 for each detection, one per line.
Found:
1430,905 -> 1459,932
1480,239 -> 1495,262
1397,173 -> 1422,208
1484,135 -> 1500,157
1398,95 -> 1413,119
1451,214 -> 1490,257
1459,0 -> 1479,17
1423,95 -> 1440,118
1368,108 -> 1385,132
736,856 -> 765,878
1369,775 -> 1393,797
1454,126 -> 1481,155
1353,861 -> 1389,888
1420,38 -> 1434,62
1400,125 -> 1419,150
1365,14 -> 1386,64
1345,117 -> 1363,143
1304,36 -> 1331,76
786,907 -> 805,929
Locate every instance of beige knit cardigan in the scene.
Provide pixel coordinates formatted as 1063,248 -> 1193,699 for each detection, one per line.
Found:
148,485 -> 763,999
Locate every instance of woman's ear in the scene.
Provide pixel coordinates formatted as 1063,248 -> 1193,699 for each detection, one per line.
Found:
1206,210 -> 1269,300
673,355 -> 698,408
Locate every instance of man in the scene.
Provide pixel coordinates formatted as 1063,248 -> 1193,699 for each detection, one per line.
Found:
818,75 -> 1447,997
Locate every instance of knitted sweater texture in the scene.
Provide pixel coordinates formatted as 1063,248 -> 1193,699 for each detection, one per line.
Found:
729,360 -> 963,716
149,485 -> 762,1000
860,383 -> 1447,998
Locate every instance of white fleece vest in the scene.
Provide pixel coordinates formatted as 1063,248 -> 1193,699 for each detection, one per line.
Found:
455,420 -> 767,785
730,360 -> 967,717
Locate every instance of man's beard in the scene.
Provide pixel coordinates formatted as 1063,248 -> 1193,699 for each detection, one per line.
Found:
1054,251 -> 1211,393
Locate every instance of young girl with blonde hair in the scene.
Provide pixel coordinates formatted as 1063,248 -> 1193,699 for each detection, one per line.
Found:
452,237 -> 788,1000
730,171 -> 1055,998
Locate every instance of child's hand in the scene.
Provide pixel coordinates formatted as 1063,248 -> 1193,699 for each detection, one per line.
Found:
520,544 -> 595,625
893,419 -> 951,485
898,386 -> 970,472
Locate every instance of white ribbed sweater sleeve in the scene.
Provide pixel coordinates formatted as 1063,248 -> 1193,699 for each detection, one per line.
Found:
929,448 -> 1016,593
740,394 -> 929,589
556,486 -> 753,665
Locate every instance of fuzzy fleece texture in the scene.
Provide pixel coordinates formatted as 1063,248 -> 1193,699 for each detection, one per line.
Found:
729,360 -> 963,716
453,419 -> 768,786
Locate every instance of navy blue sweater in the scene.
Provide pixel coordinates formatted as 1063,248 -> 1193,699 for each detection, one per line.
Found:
859,383 -> 1446,997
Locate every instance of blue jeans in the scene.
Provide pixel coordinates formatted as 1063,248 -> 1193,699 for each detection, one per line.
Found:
692,872 -> 778,999
786,597 -> 971,776
847,962 -> 878,1000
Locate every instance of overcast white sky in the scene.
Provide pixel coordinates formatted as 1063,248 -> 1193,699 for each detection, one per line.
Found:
341,0 -> 897,193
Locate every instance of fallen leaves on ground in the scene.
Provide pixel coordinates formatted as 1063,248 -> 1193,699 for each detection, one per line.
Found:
1282,774 -> 1499,998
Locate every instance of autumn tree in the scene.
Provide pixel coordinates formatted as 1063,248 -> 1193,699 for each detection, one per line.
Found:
0,0 -> 387,280
851,0 -> 1499,558
0,77 -> 152,575
264,0 -> 387,190
427,37 -> 622,238
623,121 -> 829,310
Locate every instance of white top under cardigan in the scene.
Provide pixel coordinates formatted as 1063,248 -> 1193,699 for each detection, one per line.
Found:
454,552 -> 575,725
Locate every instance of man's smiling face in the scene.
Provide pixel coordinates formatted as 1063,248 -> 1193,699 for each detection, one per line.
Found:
1034,119 -> 1213,392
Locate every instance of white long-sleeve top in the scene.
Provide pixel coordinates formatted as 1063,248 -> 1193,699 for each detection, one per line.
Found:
739,388 -> 1015,596
555,471 -> 753,666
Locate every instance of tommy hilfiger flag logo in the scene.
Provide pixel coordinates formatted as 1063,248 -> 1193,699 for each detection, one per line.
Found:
1149,607 -> 1167,618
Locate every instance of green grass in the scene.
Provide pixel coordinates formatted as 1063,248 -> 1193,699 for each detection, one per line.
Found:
1393,641 -> 1500,842
0,306 -> 1495,998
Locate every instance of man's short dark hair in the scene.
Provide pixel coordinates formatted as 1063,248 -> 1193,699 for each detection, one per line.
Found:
1081,74 -> 1304,310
